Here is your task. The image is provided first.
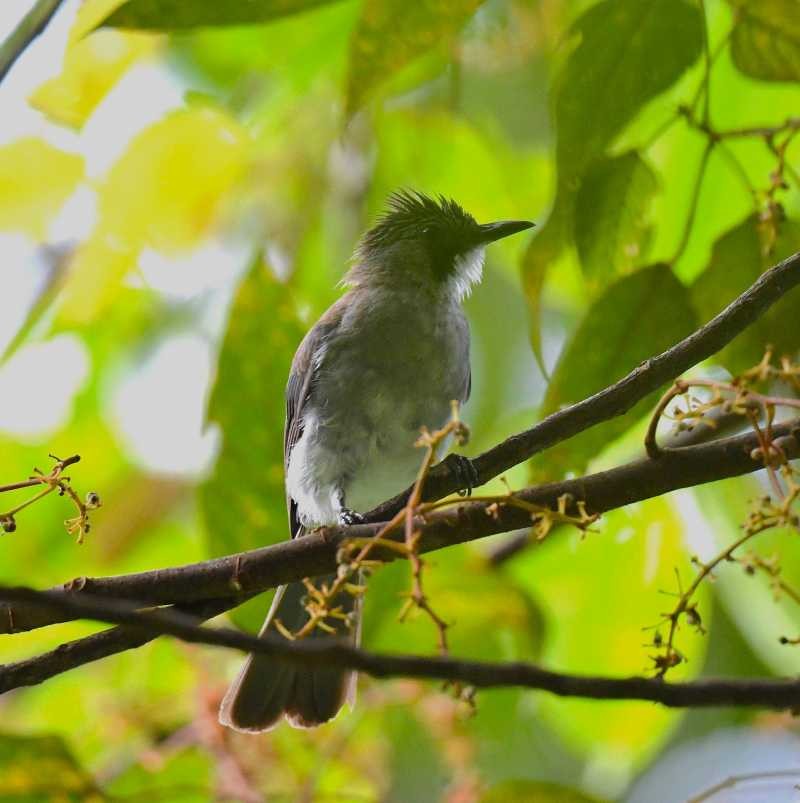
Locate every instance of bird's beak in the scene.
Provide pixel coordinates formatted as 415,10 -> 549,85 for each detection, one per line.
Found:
477,219 -> 535,244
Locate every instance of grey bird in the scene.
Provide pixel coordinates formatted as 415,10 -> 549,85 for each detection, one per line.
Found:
219,191 -> 533,732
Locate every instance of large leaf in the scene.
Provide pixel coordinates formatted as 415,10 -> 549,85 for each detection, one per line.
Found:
523,0 -> 702,366
345,0 -> 484,113
200,256 -> 304,629
506,496 -> 708,767
532,264 -> 696,480
30,0 -> 159,130
554,0 -> 703,176
0,732 -> 99,802
574,151 -> 658,285
728,0 -> 800,83
98,0 -> 344,30
691,216 -> 800,373
0,139 -> 83,239
57,106 -> 247,325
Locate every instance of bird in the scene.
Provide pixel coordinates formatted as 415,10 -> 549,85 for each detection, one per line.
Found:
219,190 -> 534,732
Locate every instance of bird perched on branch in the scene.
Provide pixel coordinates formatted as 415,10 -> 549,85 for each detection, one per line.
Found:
219,190 -> 533,732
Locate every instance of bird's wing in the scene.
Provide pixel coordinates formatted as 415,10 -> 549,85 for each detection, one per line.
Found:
284,300 -> 346,539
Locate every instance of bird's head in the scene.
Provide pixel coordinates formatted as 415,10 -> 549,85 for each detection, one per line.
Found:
345,191 -> 534,300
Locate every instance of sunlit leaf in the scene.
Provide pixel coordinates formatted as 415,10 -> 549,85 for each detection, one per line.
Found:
98,0 -> 344,30
0,731 -> 100,802
574,151 -> 658,284
507,497 -> 708,765
29,31 -> 159,129
200,255 -> 304,629
691,216 -> 800,373
0,139 -> 83,239
531,264 -> 696,480
346,0 -> 484,113
728,0 -> 800,83
481,780 -> 608,803
58,106 -> 247,324
555,0 -> 703,176
0,243 -> 74,364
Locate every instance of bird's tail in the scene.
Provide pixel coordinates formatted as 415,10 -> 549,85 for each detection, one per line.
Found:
218,575 -> 359,732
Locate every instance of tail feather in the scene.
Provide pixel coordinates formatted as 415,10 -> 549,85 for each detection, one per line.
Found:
219,576 -> 359,732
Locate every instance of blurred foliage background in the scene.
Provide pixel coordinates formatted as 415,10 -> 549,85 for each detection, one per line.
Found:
1,0 -> 800,800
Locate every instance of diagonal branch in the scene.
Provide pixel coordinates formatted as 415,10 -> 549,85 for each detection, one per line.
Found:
0,0 -> 66,84
2,583 -> 800,709
3,417 -> 798,634
366,251 -> 800,521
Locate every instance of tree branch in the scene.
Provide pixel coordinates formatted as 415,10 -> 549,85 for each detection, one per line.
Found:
4,418 -> 798,634
0,0 -> 66,84
2,584 -> 800,709
0,596 -> 245,693
366,251 -> 800,521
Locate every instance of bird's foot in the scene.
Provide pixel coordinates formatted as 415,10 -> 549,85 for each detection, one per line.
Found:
338,508 -> 366,526
444,454 -> 480,497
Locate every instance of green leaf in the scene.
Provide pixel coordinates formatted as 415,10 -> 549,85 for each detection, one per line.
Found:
554,0 -> 703,176
524,0 -> 701,367
99,0 -> 344,31
481,780 -> 608,803
728,0 -> 800,83
574,151 -> 658,284
691,215 -> 800,373
0,732 -> 99,802
532,264 -> 696,480
363,548 -> 544,661
507,496 -> 708,766
199,256 -> 305,629
346,0 -> 484,113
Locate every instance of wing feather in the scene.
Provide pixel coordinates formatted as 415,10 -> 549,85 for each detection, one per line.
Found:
283,301 -> 346,538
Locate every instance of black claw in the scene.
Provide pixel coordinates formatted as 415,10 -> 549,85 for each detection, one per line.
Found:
446,454 -> 479,497
338,508 -> 365,526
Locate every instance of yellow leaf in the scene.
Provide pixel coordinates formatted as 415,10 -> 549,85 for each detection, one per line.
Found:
58,107 -> 248,323
99,106 -> 248,252
0,138 -> 84,239
58,234 -> 137,324
29,0 -> 160,129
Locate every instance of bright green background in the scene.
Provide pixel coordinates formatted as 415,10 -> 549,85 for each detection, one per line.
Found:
1,0 -> 799,800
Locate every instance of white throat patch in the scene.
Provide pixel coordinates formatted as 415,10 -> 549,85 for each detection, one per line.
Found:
450,246 -> 485,301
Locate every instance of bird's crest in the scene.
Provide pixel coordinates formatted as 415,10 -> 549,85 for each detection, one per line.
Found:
357,190 -> 477,254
